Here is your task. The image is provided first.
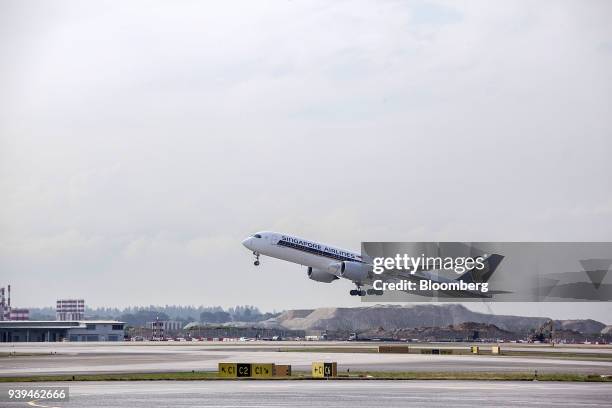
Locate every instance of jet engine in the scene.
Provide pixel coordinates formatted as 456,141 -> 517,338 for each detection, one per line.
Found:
307,267 -> 339,283
339,261 -> 371,282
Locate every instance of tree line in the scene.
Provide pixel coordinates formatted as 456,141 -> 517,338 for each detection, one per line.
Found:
27,305 -> 282,327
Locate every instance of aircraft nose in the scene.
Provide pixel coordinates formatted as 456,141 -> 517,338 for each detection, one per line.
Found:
242,237 -> 254,250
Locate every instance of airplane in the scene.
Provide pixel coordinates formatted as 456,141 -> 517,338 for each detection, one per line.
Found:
241,231 -> 505,298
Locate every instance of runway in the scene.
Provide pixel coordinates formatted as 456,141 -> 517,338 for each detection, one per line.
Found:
1,380 -> 612,407
1,342 -> 611,376
3,342 -> 612,378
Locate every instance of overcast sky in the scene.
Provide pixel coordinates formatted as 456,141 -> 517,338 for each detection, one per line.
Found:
1,1 -> 611,322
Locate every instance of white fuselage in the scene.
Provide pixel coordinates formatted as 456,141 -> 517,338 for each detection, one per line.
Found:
241,231 -> 363,273
242,231 -> 500,298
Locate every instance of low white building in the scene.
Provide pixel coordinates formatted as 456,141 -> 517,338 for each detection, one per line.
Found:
0,320 -> 125,342
65,321 -> 125,342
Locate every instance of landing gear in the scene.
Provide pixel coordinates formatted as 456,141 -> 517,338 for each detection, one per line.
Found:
349,283 -> 367,297
253,251 -> 260,266
349,284 -> 383,296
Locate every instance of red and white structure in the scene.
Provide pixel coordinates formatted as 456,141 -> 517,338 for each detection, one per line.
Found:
56,299 -> 85,321
1,285 -> 30,321
8,308 -> 29,321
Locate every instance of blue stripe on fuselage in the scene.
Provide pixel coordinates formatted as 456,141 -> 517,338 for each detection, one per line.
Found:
276,239 -> 364,263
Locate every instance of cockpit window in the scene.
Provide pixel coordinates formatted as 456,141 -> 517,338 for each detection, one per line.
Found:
253,234 -> 262,238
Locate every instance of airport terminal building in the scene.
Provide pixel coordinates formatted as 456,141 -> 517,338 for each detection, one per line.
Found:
0,320 -> 125,342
